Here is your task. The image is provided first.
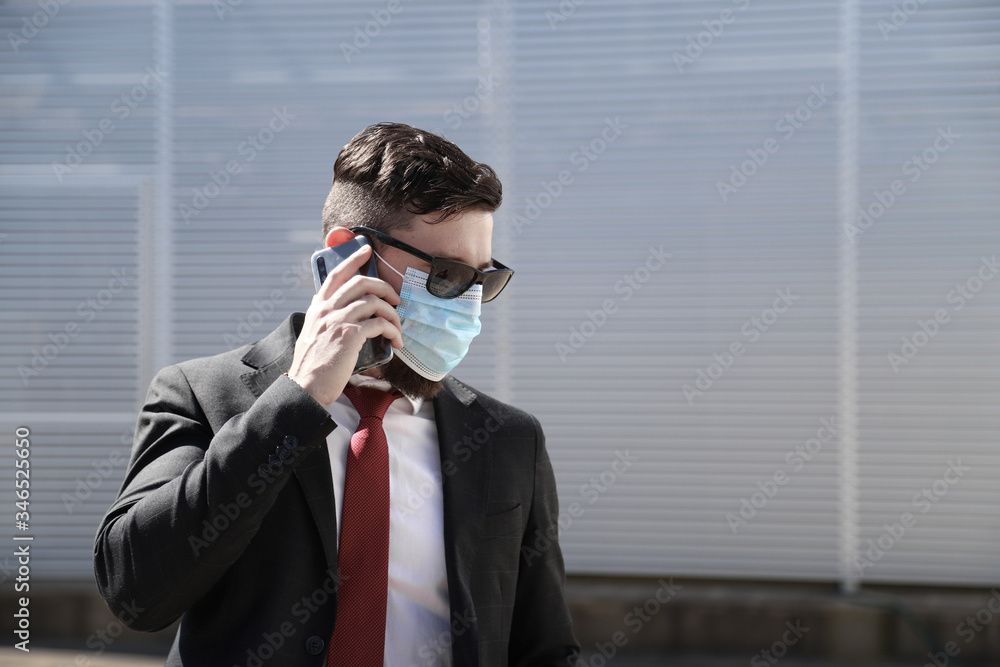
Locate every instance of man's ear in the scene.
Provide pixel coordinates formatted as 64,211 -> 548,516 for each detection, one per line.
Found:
324,227 -> 356,248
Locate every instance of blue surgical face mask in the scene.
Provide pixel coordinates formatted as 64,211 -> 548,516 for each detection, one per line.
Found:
376,252 -> 482,381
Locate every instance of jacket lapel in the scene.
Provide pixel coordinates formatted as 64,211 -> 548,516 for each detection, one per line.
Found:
434,376 -> 494,666
238,313 -> 340,573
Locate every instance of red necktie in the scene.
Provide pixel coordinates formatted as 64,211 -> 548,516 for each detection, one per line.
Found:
326,384 -> 399,667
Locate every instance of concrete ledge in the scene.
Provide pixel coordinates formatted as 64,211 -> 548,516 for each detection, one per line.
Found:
0,647 -> 164,666
2,583 -> 176,656
4,577 -> 1000,663
566,576 -> 1000,663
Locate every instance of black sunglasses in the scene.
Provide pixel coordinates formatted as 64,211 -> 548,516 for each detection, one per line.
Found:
350,226 -> 514,303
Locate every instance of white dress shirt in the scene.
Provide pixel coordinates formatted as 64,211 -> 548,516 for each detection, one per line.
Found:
326,375 -> 453,667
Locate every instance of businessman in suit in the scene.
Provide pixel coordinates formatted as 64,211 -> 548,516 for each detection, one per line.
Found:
93,122 -> 579,666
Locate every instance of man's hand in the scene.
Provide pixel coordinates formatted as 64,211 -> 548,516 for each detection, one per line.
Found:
287,244 -> 404,406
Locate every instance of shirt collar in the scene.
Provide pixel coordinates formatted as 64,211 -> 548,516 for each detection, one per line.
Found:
347,374 -> 423,415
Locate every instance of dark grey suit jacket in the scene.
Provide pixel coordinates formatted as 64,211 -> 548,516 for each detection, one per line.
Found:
94,313 -> 579,666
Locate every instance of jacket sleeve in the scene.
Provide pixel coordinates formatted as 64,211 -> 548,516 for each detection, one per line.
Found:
92,363 -> 335,632
508,415 -> 581,666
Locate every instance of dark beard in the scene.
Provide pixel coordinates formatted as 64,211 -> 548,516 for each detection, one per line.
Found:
375,355 -> 445,400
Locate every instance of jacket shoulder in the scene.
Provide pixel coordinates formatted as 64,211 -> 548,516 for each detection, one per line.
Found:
172,341 -> 256,382
442,375 -> 542,435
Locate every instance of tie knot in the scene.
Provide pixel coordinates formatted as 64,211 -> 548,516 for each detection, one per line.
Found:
341,384 -> 399,420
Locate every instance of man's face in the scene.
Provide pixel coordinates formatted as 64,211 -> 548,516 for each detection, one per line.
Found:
366,208 -> 495,398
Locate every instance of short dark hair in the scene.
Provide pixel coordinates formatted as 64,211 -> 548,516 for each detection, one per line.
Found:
322,122 -> 502,237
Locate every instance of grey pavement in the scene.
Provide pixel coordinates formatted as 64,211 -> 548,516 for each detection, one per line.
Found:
0,647 -> 164,666
0,648 -> 923,666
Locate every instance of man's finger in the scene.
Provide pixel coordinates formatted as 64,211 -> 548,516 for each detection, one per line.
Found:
318,243 -> 373,300
358,317 -> 405,351
333,294 -> 403,336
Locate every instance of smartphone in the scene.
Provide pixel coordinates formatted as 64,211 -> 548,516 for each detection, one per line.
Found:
310,236 -> 393,373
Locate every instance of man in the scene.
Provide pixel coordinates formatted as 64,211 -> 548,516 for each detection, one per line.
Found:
94,122 -> 580,666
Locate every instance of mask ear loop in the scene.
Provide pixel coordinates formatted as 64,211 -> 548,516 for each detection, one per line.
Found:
372,248 -> 405,279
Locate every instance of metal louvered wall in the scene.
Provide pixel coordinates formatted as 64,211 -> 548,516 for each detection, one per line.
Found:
1,0 -> 998,590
